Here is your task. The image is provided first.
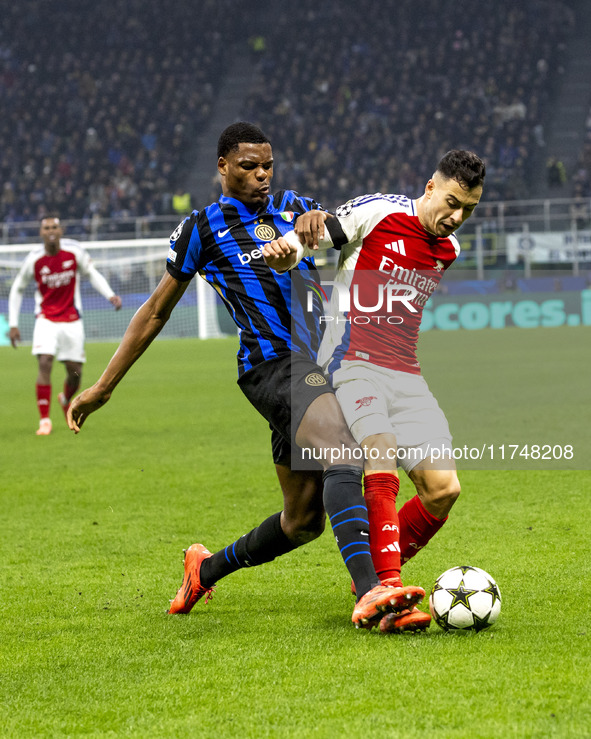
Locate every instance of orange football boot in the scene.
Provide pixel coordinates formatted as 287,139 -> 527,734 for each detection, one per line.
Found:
379,607 -> 431,633
168,543 -> 215,614
352,584 -> 425,629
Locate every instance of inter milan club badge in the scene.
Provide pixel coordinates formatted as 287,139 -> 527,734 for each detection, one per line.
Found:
254,224 -> 276,241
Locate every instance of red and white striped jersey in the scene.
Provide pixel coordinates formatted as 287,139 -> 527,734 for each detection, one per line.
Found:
314,193 -> 460,376
8,239 -> 115,325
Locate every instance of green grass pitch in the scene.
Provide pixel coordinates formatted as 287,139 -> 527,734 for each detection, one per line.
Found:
1,326 -> 589,737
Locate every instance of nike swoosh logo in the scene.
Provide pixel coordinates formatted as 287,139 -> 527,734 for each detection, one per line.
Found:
218,228 -> 231,238
360,532 -> 369,536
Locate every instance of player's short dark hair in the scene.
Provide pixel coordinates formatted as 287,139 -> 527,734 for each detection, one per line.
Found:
437,150 -> 486,189
217,122 -> 270,159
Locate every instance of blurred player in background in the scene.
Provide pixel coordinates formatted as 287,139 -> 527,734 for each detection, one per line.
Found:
8,216 -> 122,435
67,122 -> 424,629
263,149 -> 485,632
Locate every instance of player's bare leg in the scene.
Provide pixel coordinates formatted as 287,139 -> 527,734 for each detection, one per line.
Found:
398,463 -> 461,564
294,392 -> 362,472
36,353 -> 53,385
410,464 -> 461,520
275,467 -> 326,545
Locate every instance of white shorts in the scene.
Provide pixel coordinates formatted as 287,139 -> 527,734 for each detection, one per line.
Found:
32,316 -> 86,363
333,360 -> 452,473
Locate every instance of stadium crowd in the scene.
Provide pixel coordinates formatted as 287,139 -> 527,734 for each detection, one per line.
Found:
241,0 -> 574,208
572,103 -> 591,199
0,0 -> 233,227
1,0 -> 581,224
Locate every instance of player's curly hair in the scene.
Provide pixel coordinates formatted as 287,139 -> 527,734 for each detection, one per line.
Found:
217,122 -> 270,159
437,150 -> 486,189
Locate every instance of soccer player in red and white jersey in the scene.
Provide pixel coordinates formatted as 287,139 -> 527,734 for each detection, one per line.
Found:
263,150 -> 485,632
8,216 -> 122,435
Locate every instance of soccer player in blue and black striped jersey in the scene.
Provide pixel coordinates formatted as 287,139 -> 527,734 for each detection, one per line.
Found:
68,122 -> 423,629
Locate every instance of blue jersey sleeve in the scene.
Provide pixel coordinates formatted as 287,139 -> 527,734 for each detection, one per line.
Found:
297,195 -> 323,213
166,211 -> 202,282
276,190 -> 324,216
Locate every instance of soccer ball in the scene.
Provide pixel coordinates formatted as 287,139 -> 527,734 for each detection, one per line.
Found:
429,566 -> 501,632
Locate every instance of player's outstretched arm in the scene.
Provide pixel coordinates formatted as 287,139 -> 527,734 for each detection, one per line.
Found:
295,210 -> 332,249
68,272 -> 189,433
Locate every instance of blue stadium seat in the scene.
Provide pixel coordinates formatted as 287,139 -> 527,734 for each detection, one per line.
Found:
516,278 -> 559,293
560,276 -> 587,291
444,280 -> 499,295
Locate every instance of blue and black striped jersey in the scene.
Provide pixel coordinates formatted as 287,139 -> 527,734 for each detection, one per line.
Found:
166,190 -> 324,376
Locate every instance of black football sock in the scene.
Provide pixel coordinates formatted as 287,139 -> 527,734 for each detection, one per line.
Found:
322,464 -> 380,600
199,511 -> 297,588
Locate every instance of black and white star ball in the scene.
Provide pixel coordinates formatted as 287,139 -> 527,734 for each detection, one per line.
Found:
429,566 -> 501,632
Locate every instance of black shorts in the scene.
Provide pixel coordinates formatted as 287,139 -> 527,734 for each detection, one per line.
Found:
237,353 -> 333,467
